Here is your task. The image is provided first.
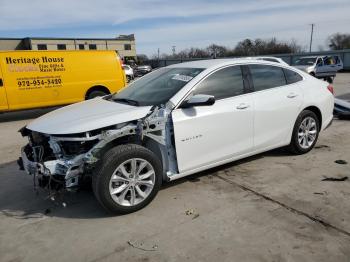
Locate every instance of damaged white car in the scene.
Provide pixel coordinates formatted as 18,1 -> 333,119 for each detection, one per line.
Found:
18,59 -> 334,214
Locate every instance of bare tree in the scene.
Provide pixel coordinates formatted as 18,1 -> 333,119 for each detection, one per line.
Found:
328,33 -> 350,50
233,38 -> 302,56
136,54 -> 149,64
206,44 -> 229,58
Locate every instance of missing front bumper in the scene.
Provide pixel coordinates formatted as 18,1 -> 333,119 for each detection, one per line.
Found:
19,146 -> 84,190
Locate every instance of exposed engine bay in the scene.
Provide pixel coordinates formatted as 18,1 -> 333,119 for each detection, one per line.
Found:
18,105 -> 179,193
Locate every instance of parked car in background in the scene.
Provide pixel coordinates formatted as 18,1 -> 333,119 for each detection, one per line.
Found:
122,65 -> 134,82
19,59 -> 334,214
0,50 -> 126,112
135,65 -> 152,76
245,56 -> 288,65
293,55 -> 343,83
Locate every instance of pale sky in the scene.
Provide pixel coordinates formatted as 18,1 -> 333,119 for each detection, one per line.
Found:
0,0 -> 349,56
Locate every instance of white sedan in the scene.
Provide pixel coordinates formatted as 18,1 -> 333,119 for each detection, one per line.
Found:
19,59 -> 334,214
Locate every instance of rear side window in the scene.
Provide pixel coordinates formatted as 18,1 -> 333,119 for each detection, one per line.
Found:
193,66 -> 244,100
283,69 -> 303,84
249,65 -> 286,91
334,56 -> 341,64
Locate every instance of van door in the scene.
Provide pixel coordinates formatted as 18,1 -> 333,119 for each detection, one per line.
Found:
0,65 -> 8,111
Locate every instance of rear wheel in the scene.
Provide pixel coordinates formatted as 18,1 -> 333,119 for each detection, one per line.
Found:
287,110 -> 320,154
92,144 -> 162,214
87,90 -> 109,99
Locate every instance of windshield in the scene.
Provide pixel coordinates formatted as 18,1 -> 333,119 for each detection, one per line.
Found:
294,57 -> 317,66
111,67 -> 204,106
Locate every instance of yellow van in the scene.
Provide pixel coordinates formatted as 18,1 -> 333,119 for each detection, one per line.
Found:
0,50 -> 126,112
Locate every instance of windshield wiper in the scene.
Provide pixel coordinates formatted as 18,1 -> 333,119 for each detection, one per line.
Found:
112,98 -> 139,106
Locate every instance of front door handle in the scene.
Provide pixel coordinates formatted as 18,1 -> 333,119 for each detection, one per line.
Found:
287,93 -> 298,98
0,78 -> 3,87
236,103 -> 250,110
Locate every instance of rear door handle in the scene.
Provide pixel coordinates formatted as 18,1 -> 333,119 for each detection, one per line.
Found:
287,93 -> 298,98
236,103 -> 250,110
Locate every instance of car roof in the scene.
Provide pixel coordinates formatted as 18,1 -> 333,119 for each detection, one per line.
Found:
167,58 -> 287,70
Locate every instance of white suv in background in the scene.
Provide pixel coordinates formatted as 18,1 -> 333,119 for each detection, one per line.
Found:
293,55 -> 343,83
19,59 -> 334,214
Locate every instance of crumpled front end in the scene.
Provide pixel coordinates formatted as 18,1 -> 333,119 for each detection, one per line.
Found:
18,105 -> 179,193
19,129 -> 102,191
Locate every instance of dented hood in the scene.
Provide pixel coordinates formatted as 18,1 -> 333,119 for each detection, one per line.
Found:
26,98 -> 152,135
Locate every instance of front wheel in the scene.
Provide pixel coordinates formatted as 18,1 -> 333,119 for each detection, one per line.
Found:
287,110 -> 320,154
87,90 -> 109,99
92,144 -> 162,214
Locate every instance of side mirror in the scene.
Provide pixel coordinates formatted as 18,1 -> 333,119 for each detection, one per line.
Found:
180,94 -> 215,108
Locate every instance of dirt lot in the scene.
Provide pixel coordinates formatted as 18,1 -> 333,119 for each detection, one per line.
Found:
0,74 -> 350,262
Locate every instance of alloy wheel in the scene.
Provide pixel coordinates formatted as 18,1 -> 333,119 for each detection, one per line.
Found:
297,116 -> 317,149
109,158 -> 155,206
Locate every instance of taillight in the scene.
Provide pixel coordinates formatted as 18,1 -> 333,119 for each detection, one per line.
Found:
327,84 -> 334,95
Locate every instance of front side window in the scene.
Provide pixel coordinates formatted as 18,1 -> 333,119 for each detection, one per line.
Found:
192,66 -> 244,100
283,69 -> 303,84
249,64 -> 286,91
111,67 -> 204,106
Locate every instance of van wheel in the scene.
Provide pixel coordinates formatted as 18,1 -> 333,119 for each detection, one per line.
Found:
287,110 -> 319,154
126,75 -> 131,83
87,90 -> 108,99
92,144 -> 162,214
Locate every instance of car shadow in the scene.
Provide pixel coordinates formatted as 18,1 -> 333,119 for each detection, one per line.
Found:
0,107 -> 58,123
0,148 -> 290,219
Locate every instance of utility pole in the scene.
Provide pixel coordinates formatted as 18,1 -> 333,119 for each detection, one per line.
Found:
157,48 -> 160,60
309,23 -> 314,53
172,46 -> 176,56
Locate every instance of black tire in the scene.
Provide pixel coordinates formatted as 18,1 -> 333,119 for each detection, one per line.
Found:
287,110 -> 320,154
87,90 -> 109,100
310,72 -> 316,77
92,144 -> 162,214
126,75 -> 131,83
326,76 -> 333,84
